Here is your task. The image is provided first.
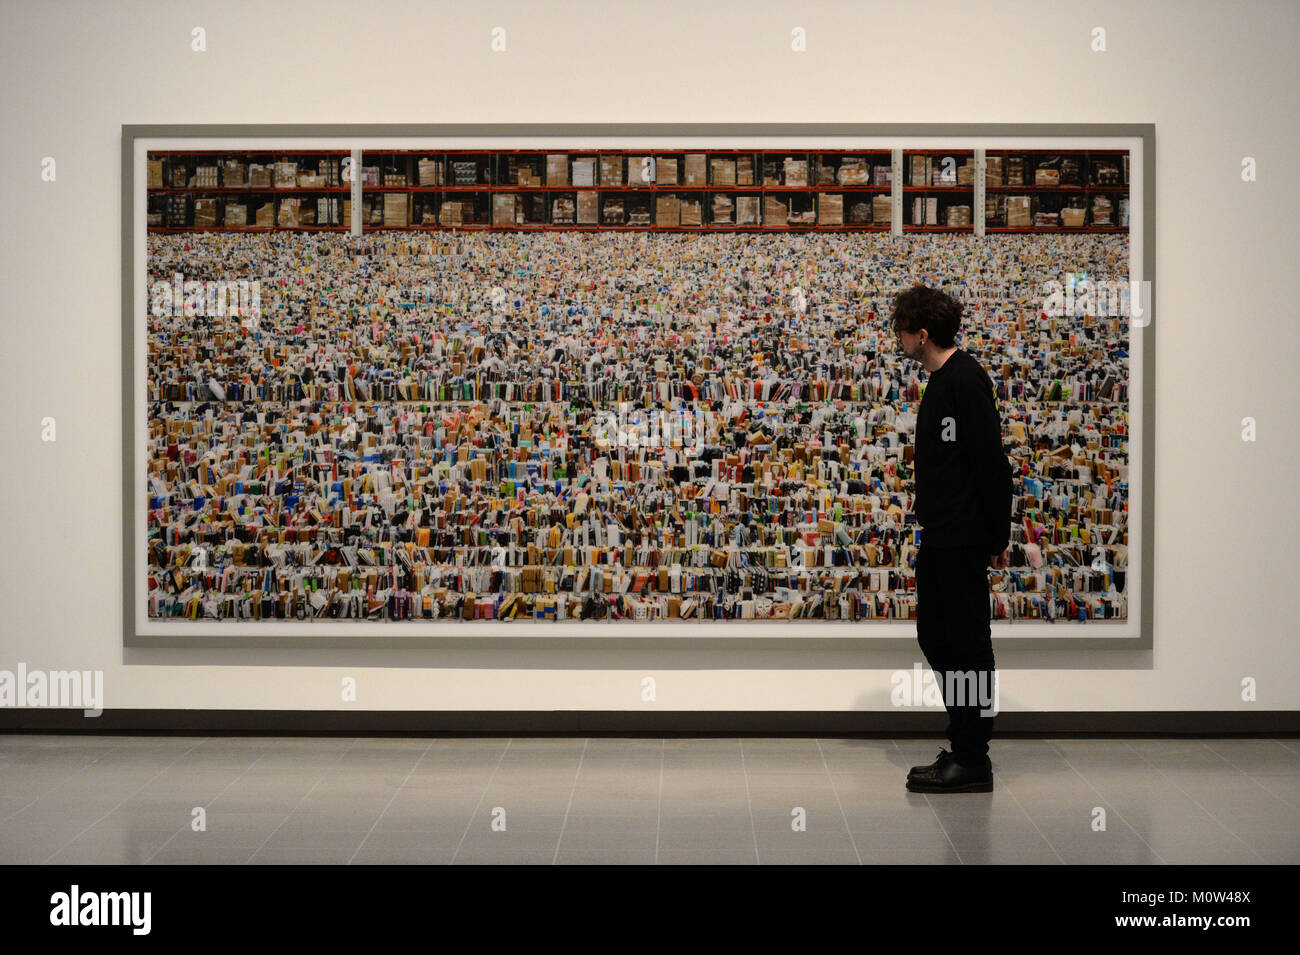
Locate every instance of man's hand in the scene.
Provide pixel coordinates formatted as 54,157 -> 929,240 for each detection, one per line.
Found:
988,549 -> 1009,570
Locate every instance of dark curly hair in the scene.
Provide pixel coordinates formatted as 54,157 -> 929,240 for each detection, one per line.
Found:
890,284 -> 962,348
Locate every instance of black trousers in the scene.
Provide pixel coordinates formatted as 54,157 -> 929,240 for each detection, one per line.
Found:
914,542 -> 997,766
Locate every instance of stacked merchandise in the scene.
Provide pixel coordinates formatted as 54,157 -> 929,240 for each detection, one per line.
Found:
600,155 -> 623,186
813,160 -> 836,185
147,159 -> 164,188
1006,156 -> 1026,186
1059,157 -> 1082,186
316,197 -> 339,226
577,192 -> 599,224
985,194 -> 1004,225
627,156 -> 654,186
361,166 -> 381,187
382,171 -> 406,187
736,196 -> 760,225
274,162 -> 298,188
418,158 -> 443,186
655,157 -> 678,185
298,169 -> 325,188
1092,195 -> 1113,225
144,230 -> 1133,625
452,161 -> 478,185
712,194 -> 734,224
736,155 -> 754,186
783,158 -> 808,186
1034,159 -> 1060,186
439,201 -> 465,226
1033,209 -> 1059,227
255,202 -> 274,226
680,199 -> 702,226
165,194 -> 188,226
573,157 -> 597,187
910,196 -> 939,225
224,203 -> 247,227
193,198 -> 218,227
873,165 -> 892,186
222,160 -> 246,187
763,195 -> 788,225
493,195 -> 517,226
945,205 -> 971,227
196,165 -> 219,188
656,195 -> 681,226
546,154 -> 569,186
838,157 -> 871,185
985,155 -> 1004,187
552,197 -> 576,224
1005,196 -> 1031,227
818,194 -> 844,225
627,202 -> 651,226
762,160 -> 781,186
383,193 -> 408,227
1118,198 -> 1130,227
507,157 -> 538,186
872,195 -> 892,226
848,201 -> 872,224
957,159 -> 975,186
602,198 -> 624,224
169,164 -> 188,187
1062,201 -> 1087,228
278,198 -> 302,227
321,158 -> 341,186
1092,158 -> 1121,185
711,158 -> 736,187
249,164 -> 272,188
684,154 -> 707,186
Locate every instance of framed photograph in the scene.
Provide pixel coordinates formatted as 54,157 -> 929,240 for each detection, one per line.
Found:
123,124 -> 1154,650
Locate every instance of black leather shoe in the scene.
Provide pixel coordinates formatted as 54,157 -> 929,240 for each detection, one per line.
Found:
905,753 -> 993,793
908,749 -> 950,780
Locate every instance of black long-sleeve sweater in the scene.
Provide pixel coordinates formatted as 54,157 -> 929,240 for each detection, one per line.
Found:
912,348 -> 1014,554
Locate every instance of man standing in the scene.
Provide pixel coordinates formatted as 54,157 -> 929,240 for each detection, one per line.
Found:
891,284 -> 1013,794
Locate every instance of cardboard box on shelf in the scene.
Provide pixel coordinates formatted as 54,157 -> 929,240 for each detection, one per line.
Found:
873,165 -> 892,186
655,157 -> 678,185
147,159 -> 164,188
838,158 -> 870,185
945,205 -> 972,227
680,199 -> 702,226
316,197 -> 337,226
1035,168 -> 1060,186
1006,157 -> 1025,185
1006,196 -> 1031,227
278,198 -> 301,228
909,154 -> 928,185
763,195 -> 788,224
736,196 -> 759,225
1092,195 -> 1113,225
273,162 -> 298,188
492,194 -> 516,226
602,198 -> 624,224
656,195 -> 681,226
783,158 -> 808,186
383,193 -> 409,227
223,203 -> 247,227
193,198 -> 218,227
736,156 -> 754,185
297,173 -> 324,188
169,164 -> 187,187
417,158 -> 442,186
628,155 -> 655,186
546,154 -> 568,186
222,160 -> 246,187
576,191 -> 598,224
195,165 -> 219,188
872,194 -> 892,225
600,155 -> 623,186
711,158 -> 736,187
985,155 -> 1004,186
1061,206 -> 1087,227
552,197 -> 576,224
711,194 -> 733,224
573,157 -> 596,187
255,202 -> 275,227
249,164 -> 271,188
684,153 -> 707,186
957,161 -> 975,186
818,193 -> 844,225
439,201 -> 464,227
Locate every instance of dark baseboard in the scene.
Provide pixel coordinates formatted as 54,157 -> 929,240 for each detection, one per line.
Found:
1,710 -> 1297,736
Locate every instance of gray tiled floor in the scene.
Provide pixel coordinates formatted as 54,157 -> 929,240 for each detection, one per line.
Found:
1,735 -> 1296,864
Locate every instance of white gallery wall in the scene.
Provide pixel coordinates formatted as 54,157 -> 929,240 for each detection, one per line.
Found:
0,0 -> 1296,713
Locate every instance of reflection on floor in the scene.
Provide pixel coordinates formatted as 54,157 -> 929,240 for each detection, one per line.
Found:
1,736 -> 1296,864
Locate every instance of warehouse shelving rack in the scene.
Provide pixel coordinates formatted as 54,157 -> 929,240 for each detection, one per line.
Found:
145,146 -> 1129,235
